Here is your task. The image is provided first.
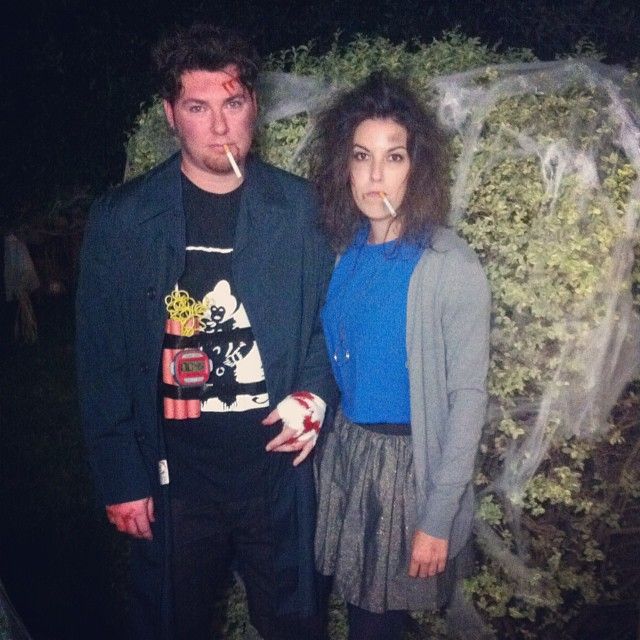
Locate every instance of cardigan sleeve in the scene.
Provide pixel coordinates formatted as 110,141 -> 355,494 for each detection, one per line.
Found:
416,243 -> 491,540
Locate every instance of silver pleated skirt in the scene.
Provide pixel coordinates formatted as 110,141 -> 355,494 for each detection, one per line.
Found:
315,410 -> 456,613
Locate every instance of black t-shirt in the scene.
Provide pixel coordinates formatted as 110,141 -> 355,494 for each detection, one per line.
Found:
163,175 -> 271,502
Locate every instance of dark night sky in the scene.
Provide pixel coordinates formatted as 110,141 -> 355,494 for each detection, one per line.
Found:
2,0 -> 639,226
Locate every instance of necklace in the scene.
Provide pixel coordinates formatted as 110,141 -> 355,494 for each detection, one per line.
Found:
330,233 -> 403,367
333,322 -> 351,364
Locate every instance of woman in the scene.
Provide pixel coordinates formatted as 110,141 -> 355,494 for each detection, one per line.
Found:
311,73 -> 491,639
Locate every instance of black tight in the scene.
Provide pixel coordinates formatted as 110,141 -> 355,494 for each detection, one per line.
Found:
347,604 -> 408,640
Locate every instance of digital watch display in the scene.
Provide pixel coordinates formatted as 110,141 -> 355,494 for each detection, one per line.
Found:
171,349 -> 212,387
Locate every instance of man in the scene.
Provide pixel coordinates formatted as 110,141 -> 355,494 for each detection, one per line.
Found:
76,24 -> 335,640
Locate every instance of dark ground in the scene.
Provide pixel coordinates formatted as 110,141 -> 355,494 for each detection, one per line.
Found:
0,294 -> 128,640
0,295 -> 637,639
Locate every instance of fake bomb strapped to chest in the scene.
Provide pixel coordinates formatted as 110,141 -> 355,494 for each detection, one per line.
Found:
162,288 -> 268,418
162,290 -> 208,419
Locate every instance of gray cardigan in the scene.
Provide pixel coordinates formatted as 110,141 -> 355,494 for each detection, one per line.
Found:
407,227 -> 491,559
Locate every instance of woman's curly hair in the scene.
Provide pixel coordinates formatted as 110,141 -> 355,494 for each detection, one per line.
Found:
308,72 -> 451,251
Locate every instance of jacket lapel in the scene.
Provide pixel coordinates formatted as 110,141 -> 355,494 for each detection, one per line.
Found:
233,157 -> 293,391
235,156 -> 282,257
234,155 -> 291,269
136,153 -> 186,291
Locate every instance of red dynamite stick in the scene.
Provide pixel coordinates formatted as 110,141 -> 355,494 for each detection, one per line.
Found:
162,319 -> 199,420
186,398 -> 201,419
163,396 -> 174,419
170,321 -> 187,420
162,319 -> 176,419
184,317 -> 201,419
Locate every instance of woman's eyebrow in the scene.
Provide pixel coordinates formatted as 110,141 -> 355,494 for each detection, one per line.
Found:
352,143 -> 407,152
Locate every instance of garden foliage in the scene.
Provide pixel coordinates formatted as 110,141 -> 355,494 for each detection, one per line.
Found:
125,33 -> 640,639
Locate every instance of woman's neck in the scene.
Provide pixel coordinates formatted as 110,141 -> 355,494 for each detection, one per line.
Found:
367,218 -> 402,244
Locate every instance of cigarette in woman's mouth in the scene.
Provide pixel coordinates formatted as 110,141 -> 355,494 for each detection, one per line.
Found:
379,192 -> 396,217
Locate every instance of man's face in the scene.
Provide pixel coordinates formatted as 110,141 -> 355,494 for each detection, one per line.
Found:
163,65 -> 257,189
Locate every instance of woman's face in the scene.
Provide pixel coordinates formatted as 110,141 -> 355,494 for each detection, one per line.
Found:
349,118 -> 411,224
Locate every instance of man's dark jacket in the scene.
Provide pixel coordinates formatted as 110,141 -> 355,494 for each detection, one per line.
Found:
76,152 -> 336,637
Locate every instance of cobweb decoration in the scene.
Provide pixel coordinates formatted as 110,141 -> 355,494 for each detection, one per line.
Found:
257,71 -> 334,124
431,59 -> 640,637
264,59 -> 640,638
124,58 -> 640,638
0,579 -> 32,640
122,72 -> 334,181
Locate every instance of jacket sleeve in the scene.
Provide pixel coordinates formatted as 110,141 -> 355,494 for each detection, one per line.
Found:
75,195 -> 151,506
418,249 -> 491,540
296,195 -> 339,410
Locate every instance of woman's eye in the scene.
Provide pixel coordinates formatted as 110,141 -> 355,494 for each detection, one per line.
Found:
352,151 -> 368,161
389,153 -> 406,162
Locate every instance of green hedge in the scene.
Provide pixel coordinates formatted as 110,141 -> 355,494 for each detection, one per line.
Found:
124,33 -> 640,639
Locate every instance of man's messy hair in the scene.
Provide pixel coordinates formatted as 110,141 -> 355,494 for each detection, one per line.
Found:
153,23 -> 259,103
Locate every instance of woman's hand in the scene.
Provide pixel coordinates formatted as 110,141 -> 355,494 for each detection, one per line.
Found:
408,530 -> 448,578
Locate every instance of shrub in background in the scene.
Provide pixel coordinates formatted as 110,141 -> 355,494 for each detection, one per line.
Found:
124,33 -> 640,639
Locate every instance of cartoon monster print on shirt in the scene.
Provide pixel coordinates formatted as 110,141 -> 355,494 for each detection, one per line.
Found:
199,280 -> 269,412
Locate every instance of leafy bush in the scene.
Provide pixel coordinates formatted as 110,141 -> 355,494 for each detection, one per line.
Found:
125,33 -> 640,639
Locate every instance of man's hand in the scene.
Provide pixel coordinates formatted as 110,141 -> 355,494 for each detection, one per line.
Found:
106,497 -> 155,540
263,392 -> 326,466
408,530 -> 448,578
264,409 -> 316,467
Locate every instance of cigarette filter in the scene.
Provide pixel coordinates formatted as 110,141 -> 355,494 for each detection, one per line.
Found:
224,144 -> 243,179
379,192 -> 397,217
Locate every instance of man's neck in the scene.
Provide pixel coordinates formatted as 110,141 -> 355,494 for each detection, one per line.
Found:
180,160 -> 245,194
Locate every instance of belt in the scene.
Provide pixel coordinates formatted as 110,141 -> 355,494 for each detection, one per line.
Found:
352,421 -> 411,435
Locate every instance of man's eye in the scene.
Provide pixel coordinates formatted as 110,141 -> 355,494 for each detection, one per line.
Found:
188,105 -> 204,113
228,99 -> 244,109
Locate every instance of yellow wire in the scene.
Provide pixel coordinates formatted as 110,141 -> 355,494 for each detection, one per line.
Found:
164,289 -> 206,336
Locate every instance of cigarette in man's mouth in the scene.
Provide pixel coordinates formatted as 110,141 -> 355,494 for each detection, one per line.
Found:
379,191 -> 397,217
224,144 -> 242,179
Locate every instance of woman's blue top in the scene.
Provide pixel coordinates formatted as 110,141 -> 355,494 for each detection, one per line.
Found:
322,227 -> 423,423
